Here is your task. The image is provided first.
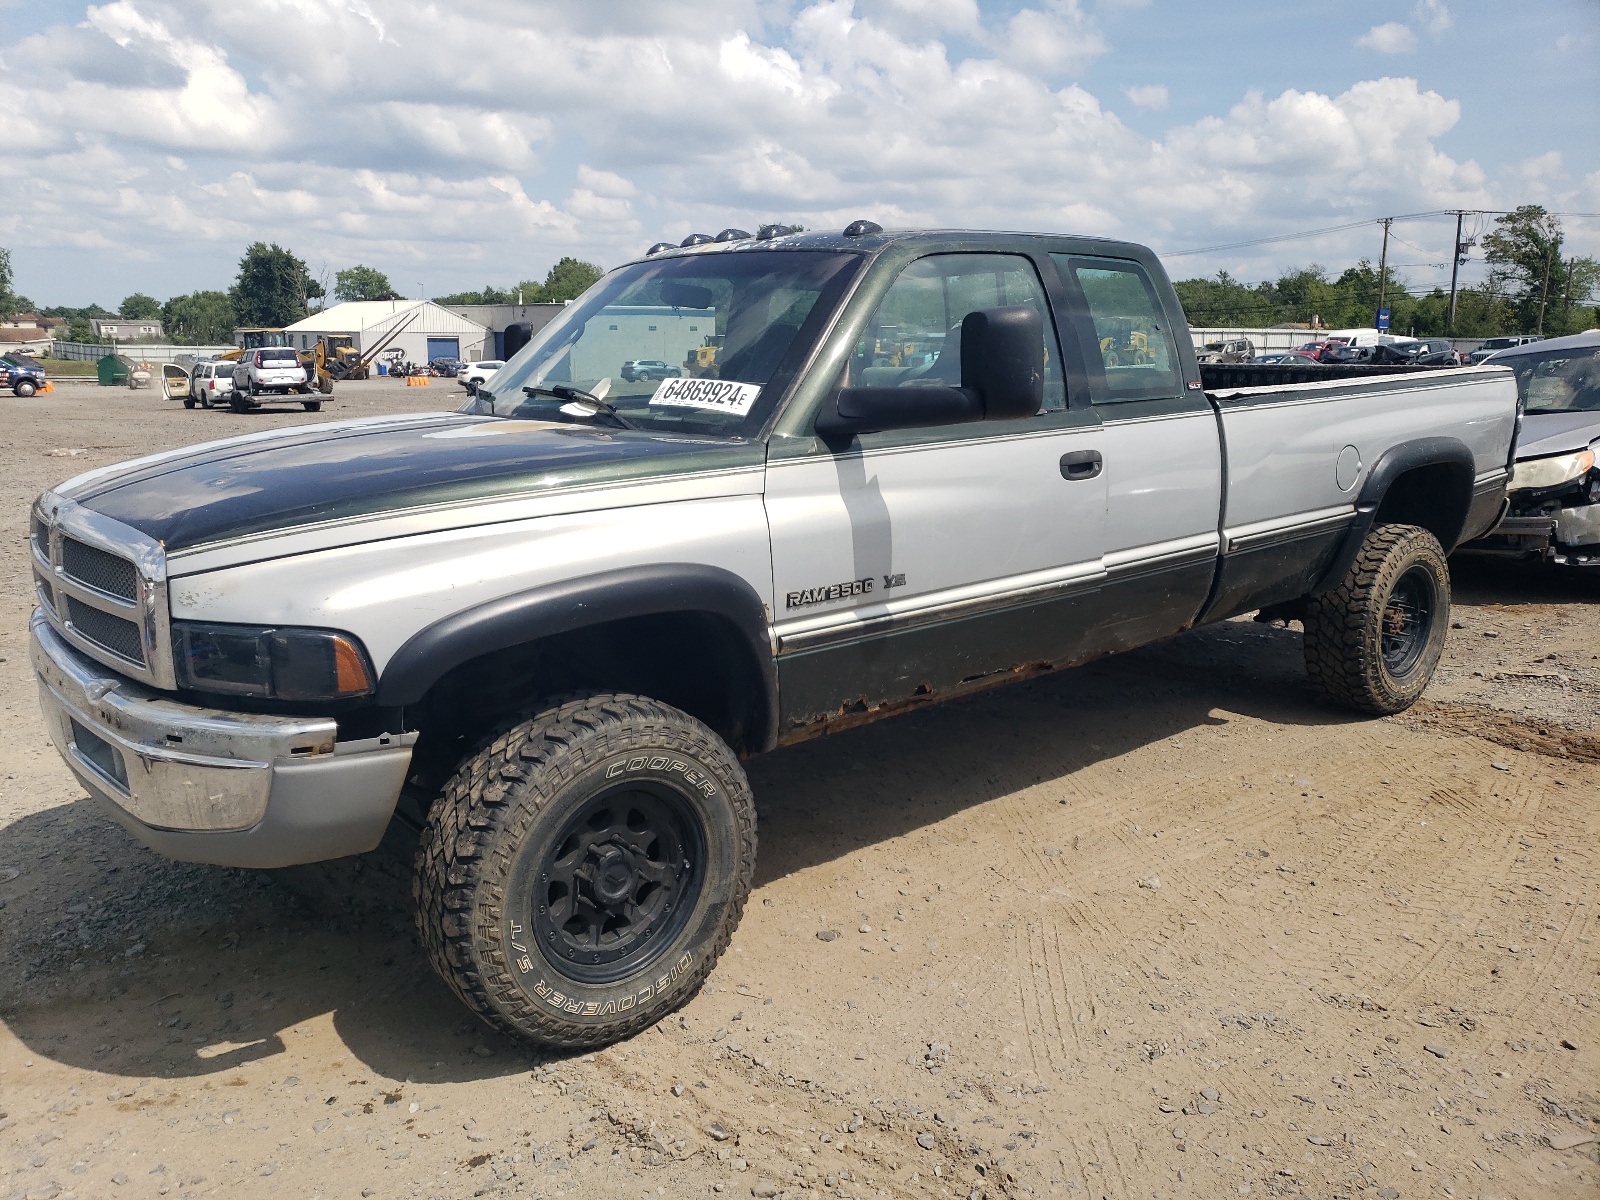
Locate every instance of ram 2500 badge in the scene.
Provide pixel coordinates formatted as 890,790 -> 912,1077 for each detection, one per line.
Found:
30,225 -> 1518,1047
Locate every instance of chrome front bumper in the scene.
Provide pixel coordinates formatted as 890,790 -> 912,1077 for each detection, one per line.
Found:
1459,501 -> 1600,566
1553,502 -> 1600,565
31,612 -> 416,867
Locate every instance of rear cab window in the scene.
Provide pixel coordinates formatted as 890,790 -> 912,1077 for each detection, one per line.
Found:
1053,254 -> 1183,404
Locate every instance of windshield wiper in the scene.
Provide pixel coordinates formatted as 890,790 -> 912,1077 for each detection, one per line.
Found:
521,385 -> 637,430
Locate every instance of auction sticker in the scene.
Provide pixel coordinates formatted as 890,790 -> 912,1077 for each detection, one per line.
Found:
649,376 -> 762,415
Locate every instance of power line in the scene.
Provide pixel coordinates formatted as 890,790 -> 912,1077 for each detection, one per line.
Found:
1162,208 -> 1600,258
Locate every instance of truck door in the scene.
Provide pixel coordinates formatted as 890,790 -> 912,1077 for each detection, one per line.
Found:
1050,254 -> 1222,647
765,251 -> 1108,737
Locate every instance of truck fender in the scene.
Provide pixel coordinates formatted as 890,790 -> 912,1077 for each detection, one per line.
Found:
375,563 -> 779,749
1310,437 -> 1476,594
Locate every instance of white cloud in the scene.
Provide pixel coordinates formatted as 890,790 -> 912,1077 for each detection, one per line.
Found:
1123,84 -> 1168,111
0,0 -> 1589,302
993,2 -> 1108,75
1356,22 -> 1418,54
1414,0 -> 1452,35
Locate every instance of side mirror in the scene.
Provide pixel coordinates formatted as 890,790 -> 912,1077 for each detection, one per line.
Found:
503,322 -> 534,358
959,304 -> 1044,420
815,304 -> 1044,440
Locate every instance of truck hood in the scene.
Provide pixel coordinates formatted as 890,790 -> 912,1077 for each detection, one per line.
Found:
56,412 -> 763,552
1515,410 -> 1600,461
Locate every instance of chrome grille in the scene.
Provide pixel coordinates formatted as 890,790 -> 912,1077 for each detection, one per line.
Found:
34,570 -> 56,612
65,595 -> 146,665
62,537 -> 139,602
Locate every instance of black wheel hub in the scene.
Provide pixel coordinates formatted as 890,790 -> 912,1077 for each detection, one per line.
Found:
1381,564 -> 1436,676
532,786 -> 702,983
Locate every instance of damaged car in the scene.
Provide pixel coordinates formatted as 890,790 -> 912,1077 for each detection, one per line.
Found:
1461,329 -> 1600,567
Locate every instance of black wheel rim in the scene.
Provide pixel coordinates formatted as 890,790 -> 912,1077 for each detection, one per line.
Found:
532,783 -> 703,984
1381,563 -> 1436,677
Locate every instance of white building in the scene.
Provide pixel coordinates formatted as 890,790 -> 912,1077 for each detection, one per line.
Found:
283,300 -> 489,365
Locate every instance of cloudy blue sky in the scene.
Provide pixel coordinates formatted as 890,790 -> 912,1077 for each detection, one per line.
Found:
2,0 -> 1596,307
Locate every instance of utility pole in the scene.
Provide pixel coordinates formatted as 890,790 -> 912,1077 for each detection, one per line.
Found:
1560,257 -> 1575,330
1536,249 -> 1553,335
1375,217 -> 1393,329
1447,210 -> 1465,333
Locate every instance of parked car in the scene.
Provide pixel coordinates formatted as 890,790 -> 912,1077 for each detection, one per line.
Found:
1,354 -> 48,397
189,360 -> 234,408
1195,337 -> 1255,363
621,359 -> 680,382
1296,340 -> 1350,363
457,360 -> 504,394
1251,352 -> 1320,365
231,347 -> 318,411
1460,329 -> 1600,567
429,357 -> 461,378
1469,335 -> 1542,365
1402,338 -> 1464,366
28,225 -> 1516,1050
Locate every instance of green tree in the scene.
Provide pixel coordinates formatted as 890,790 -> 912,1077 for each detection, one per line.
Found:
532,257 -> 603,303
118,292 -> 162,320
229,242 -> 315,328
0,245 -> 15,320
162,291 -> 237,345
435,285 -> 515,305
1482,205 -> 1599,335
334,264 -> 396,302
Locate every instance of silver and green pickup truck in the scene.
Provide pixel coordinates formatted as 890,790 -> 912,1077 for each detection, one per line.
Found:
30,225 -> 1517,1047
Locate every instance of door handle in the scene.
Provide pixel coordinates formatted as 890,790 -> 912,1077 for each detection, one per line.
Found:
1060,449 -> 1103,480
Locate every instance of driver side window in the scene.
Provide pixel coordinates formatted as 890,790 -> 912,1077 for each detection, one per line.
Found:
847,253 -> 1067,413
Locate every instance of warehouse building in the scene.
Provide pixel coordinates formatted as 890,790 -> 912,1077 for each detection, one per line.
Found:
441,302 -> 567,359
282,300 -> 489,364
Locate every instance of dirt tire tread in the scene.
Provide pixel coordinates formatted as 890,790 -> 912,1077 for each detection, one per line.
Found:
1303,522 -> 1449,715
413,691 -> 755,1049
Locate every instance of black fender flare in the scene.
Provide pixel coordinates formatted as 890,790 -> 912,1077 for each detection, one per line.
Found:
1311,436 -> 1476,593
376,563 -> 779,751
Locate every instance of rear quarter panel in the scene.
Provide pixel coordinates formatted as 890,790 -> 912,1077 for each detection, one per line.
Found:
1215,367 -> 1517,536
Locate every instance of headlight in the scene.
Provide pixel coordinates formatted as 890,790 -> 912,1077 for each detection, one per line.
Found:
173,622 -> 375,701
1510,448 -> 1596,492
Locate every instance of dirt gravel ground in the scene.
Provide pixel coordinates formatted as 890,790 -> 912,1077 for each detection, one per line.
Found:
1,381 -> 1597,1200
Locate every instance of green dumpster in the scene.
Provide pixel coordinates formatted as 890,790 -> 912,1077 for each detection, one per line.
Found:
97,354 -> 130,387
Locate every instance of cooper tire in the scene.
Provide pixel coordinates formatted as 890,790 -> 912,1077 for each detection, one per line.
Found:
414,692 -> 756,1048
1303,522 -> 1450,715
15,380 -> 36,397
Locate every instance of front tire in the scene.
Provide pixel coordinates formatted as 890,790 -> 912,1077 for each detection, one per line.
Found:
414,692 -> 756,1048
1303,523 -> 1450,715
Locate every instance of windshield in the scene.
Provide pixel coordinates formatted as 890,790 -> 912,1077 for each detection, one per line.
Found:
472,250 -> 860,437
1509,346 -> 1600,414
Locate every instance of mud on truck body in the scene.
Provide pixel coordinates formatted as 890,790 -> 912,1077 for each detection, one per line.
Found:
30,226 -> 1518,1047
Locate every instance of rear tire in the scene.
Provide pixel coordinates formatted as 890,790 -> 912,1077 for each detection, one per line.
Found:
1303,523 -> 1450,715
414,692 -> 756,1049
